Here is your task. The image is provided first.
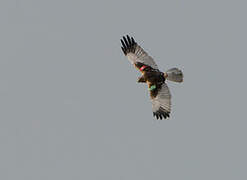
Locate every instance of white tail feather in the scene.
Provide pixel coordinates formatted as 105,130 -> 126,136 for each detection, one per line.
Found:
165,68 -> 183,83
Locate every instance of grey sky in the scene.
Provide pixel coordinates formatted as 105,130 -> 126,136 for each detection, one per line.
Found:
1,0 -> 247,179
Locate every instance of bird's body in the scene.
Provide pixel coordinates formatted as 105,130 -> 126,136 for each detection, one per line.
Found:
120,35 -> 183,120
138,69 -> 165,98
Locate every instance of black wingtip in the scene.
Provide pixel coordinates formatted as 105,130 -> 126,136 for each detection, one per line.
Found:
153,108 -> 170,120
120,35 -> 137,55
131,37 -> 135,44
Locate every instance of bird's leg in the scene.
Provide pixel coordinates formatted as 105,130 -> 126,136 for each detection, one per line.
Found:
137,75 -> 146,83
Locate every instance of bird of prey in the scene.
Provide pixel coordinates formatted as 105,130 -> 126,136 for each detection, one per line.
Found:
120,35 -> 183,120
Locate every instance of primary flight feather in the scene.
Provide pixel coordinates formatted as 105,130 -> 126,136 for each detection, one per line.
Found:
121,35 -> 183,120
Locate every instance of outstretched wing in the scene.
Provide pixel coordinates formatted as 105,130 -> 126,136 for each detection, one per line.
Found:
121,35 -> 158,70
151,83 -> 171,120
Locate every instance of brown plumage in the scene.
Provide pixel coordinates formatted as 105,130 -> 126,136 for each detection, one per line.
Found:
120,35 -> 183,120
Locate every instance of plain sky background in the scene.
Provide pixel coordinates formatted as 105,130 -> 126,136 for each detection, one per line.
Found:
1,0 -> 247,179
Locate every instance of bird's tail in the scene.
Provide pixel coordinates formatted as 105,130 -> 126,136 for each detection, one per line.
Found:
165,68 -> 183,83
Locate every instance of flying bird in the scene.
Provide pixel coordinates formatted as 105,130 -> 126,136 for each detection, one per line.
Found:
120,35 -> 183,120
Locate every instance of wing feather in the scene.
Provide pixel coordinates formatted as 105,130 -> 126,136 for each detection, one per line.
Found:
151,83 -> 171,120
121,35 -> 158,70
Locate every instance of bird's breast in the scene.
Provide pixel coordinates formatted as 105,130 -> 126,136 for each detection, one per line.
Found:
144,71 -> 164,84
